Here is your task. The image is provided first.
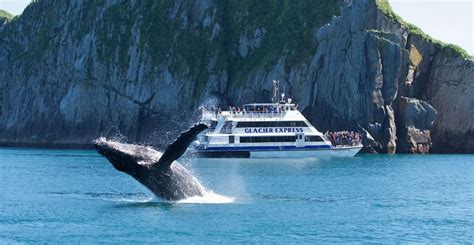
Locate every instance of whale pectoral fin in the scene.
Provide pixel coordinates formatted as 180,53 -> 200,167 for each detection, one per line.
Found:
155,123 -> 208,170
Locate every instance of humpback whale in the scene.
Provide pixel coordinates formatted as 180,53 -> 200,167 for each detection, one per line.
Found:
93,124 -> 208,201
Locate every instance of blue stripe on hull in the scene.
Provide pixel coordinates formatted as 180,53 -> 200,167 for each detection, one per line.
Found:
199,145 -> 333,152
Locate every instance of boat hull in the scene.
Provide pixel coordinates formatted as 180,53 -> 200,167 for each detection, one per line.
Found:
194,146 -> 362,158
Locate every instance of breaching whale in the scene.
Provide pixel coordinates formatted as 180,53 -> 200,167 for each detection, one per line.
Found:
93,124 -> 208,201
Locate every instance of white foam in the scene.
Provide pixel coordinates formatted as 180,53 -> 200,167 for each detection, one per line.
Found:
118,197 -> 154,203
177,190 -> 235,204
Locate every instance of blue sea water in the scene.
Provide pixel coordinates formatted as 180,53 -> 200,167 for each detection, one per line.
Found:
0,148 -> 473,243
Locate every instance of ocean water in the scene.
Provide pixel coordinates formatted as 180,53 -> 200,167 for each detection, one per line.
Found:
1,148 -> 473,243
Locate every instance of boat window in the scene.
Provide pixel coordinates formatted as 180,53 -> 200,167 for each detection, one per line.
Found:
240,136 -> 296,143
206,120 -> 218,133
229,136 -> 235,144
305,136 -> 324,142
209,120 -> 218,129
236,121 -> 308,128
243,105 -> 278,113
220,121 -> 233,134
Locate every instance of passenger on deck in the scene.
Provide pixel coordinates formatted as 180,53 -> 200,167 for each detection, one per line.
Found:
326,131 -> 361,146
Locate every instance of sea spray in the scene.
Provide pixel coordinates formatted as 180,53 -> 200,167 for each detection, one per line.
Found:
174,158 -> 235,204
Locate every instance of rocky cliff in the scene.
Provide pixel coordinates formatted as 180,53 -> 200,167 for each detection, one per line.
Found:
303,0 -> 473,153
0,0 -> 472,153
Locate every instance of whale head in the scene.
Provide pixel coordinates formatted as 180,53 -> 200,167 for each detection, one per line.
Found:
93,138 -> 162,175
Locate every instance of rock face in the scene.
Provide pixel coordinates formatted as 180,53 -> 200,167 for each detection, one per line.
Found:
397,97 -> 437,153
0,0 -> 472,153
301,0 -> 473,153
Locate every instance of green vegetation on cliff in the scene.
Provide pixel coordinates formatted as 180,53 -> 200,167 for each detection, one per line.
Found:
0,9 -> 14,22
119,0 -> 340,93
224,0 -> 340,85
375,0 -> 471,59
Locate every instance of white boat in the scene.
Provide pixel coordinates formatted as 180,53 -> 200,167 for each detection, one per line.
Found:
193,81 -> 362,158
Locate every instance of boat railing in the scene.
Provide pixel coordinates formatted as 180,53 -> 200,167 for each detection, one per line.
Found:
230,111 -> 284,119
202,110 -> 285,120
201,111 -> 220,120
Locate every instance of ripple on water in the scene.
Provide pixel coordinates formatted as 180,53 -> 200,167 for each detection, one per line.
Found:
44,191 -> 152,202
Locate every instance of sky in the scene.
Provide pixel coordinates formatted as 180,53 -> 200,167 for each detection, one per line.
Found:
0,0 -> 472,55
389,0 -> 473,55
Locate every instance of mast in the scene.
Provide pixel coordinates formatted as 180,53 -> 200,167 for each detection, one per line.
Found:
272,80 -> 280,104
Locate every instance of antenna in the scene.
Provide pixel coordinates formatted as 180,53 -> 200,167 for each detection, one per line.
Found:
272,80 -> 280,104
277,81 -> 285,103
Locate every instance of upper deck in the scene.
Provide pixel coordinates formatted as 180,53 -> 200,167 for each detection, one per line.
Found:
201,102 -> 301,121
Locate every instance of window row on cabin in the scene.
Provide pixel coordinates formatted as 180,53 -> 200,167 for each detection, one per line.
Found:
236,121 -> 308,128
239,135 -> 323,143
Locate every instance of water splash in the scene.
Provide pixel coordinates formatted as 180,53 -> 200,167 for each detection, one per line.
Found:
104,126 -> 128,143
168,168 -> 235,204
177,190 -> 235,204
